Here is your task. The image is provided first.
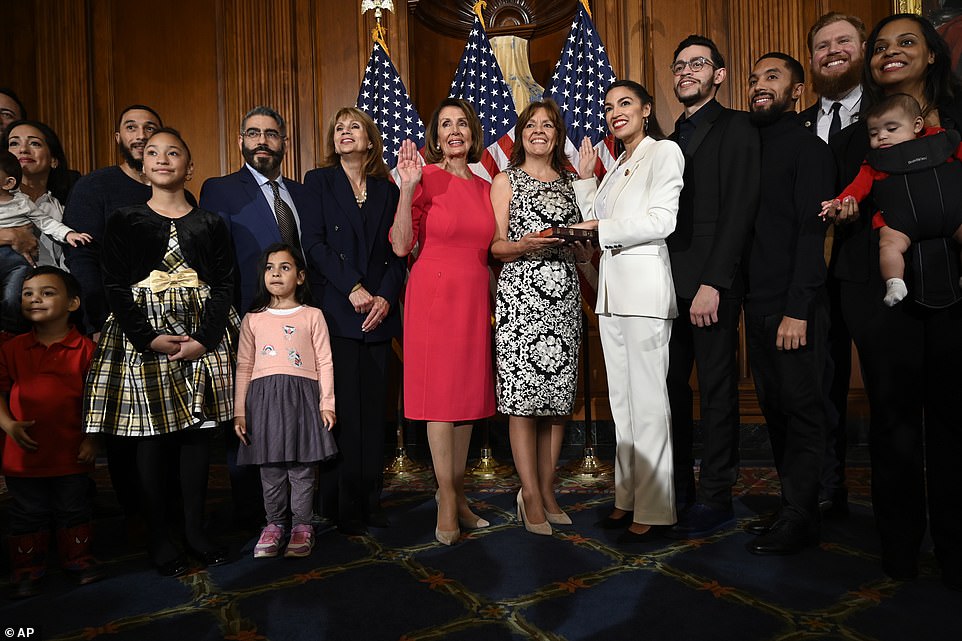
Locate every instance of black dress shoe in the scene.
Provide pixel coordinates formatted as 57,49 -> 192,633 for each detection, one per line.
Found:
616,526 -> 663,544
746,519 -> 819,556
186,544 -> 230,567
744,511 -> 779,536
818,488 -> 850,518
595,511 -> 633,529
665,503 -> 735,539
156,556 -> 190,577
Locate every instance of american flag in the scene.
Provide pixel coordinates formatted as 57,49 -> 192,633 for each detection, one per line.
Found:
448,17 -> 517,181
545,3 -> 618,176
356,41 -> 426,169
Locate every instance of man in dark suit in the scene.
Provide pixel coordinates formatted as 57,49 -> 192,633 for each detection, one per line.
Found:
199,105 -> 319,527
797,12 -> 867,520
665,35 -> 761,539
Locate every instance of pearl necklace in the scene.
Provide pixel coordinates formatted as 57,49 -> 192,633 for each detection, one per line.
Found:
355,189 -> 367,207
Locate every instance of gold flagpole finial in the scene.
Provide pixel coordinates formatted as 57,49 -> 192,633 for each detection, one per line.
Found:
471,1 -> 487,30
579,0 -> 592,19
361,1 -> 395,54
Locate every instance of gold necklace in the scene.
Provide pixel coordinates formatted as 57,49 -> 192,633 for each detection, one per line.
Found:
355,188 -> 367,207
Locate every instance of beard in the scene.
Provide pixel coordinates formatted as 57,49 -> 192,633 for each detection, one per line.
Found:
674,77 -> 715,108
242,142 -> 284,176
120,142 -> 143,173
811,58 -> 863,100
749,92 -> 794,126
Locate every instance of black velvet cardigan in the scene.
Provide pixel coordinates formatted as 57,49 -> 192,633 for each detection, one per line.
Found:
101,204 -> 234,352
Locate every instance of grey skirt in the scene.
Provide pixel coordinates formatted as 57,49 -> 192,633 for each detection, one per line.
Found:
236,374 -> 337,465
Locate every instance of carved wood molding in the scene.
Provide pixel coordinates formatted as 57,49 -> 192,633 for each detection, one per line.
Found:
409,0 -> 579,38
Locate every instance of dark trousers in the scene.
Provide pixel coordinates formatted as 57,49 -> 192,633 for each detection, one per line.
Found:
317,338 -> 390,523
135,429 -> 213,564
841,279 -> 962,577
104,432 -> 142,518
5,474 -> 91,534
667,295 -> 742,510
820,275 -> 851,498
747,304 -> 828,524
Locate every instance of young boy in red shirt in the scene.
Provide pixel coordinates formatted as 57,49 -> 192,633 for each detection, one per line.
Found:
0,266 -> 102,598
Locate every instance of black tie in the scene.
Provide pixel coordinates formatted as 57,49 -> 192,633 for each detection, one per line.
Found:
268,180 -> 300,251
828,101 -> 843,139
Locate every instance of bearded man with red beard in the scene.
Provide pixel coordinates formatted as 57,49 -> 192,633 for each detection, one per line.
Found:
797,13 -> 867,525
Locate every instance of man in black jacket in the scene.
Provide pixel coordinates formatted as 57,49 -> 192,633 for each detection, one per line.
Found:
744,52 -> 835,555
666,35 -> 760,539
798,12 -> 868,519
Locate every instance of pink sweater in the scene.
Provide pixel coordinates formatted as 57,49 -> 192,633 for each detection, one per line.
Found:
234,306 -> 336,417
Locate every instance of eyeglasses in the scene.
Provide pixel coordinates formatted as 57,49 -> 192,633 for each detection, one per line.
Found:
241,128 -> 283,141
670,57 -> 716,75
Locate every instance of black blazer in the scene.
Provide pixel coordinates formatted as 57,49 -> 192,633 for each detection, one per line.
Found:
797,103 -> 819,132
199,166 -> 320,314
668,100 -> 761,299
101,205 -> 234,353
301,165 -> 404,342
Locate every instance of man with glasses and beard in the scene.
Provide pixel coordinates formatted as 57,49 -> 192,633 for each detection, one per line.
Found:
200,106 -> 315,314
199,106 -> 318,529
797,12 -> 868,522
744,53 -> 835,555
664,35 -> 760,540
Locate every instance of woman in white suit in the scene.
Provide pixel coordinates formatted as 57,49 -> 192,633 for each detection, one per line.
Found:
572,80 -> 685,543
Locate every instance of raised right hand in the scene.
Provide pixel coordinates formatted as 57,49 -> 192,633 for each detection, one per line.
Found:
578,137 -> 598,180
396,138 -> 423,187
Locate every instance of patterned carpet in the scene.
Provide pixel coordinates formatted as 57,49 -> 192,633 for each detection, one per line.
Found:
0,463 -> 958,641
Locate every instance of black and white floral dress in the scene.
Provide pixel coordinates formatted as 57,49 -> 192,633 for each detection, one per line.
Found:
495,167 -> 582,416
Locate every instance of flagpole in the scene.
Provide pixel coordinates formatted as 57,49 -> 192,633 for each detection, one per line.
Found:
359,0 -> 426,478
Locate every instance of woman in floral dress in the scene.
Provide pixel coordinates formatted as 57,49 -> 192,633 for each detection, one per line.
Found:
490,99 -> 585,536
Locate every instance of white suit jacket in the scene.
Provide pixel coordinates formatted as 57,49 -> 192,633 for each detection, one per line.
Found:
574,136 -> 685,318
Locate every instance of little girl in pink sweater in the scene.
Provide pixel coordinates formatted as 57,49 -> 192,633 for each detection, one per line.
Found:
234,243 -> 337,559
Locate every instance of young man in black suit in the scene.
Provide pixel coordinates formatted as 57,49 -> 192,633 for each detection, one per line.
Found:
665,35 -> 761,539
744,52 -> 835,555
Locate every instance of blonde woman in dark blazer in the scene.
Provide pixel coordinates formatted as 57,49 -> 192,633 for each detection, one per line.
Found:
572,80 -> 685,544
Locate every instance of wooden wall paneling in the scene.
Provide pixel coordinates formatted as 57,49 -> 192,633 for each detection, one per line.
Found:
87,0 -> 116,172
222,0 -> 300,183
0,1 -> 92,174
293,0 -> 318,177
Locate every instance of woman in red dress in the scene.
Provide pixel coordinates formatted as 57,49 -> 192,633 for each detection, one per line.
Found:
391,98 -> 495,545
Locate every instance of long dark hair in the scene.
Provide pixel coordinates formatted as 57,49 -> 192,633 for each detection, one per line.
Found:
248,243 -> 312,312
862,13 -> 962,113
508,99 -> 571,174
604,80 -> 666,159
1,119 -> 72,204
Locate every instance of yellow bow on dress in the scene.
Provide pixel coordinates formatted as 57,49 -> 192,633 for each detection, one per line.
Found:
134,269 -> 202,293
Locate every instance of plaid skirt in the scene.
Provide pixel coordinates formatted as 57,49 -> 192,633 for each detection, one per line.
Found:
84,283 -> 239,437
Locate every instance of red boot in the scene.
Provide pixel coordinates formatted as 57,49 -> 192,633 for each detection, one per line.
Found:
57,523 -> 105,585
7,531 -> 49,599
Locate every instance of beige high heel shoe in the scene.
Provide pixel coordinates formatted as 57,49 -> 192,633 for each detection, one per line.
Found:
435,490 -> 490,529
517,490 -> 552,536
435,527 -> 460,546
545,510 -> 572,526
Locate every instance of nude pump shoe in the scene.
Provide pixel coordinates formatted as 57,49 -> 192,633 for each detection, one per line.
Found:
435,490 -> 490,530
517,490 -> 552,536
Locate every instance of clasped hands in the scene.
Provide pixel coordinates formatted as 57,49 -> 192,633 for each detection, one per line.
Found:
149,334 -> 207,360
349,286 -> 390,332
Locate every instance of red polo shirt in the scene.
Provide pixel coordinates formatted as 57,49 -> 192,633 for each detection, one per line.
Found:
0,327 -> 96,477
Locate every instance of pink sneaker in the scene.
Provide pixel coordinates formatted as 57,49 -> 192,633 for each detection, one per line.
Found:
254,524 -> 285,558
284,524 -> 314,558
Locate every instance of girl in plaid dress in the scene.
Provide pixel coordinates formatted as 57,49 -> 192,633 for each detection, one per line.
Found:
84,129 -> 238,576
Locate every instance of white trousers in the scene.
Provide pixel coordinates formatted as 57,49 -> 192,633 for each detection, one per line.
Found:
598,314 -> 677,525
